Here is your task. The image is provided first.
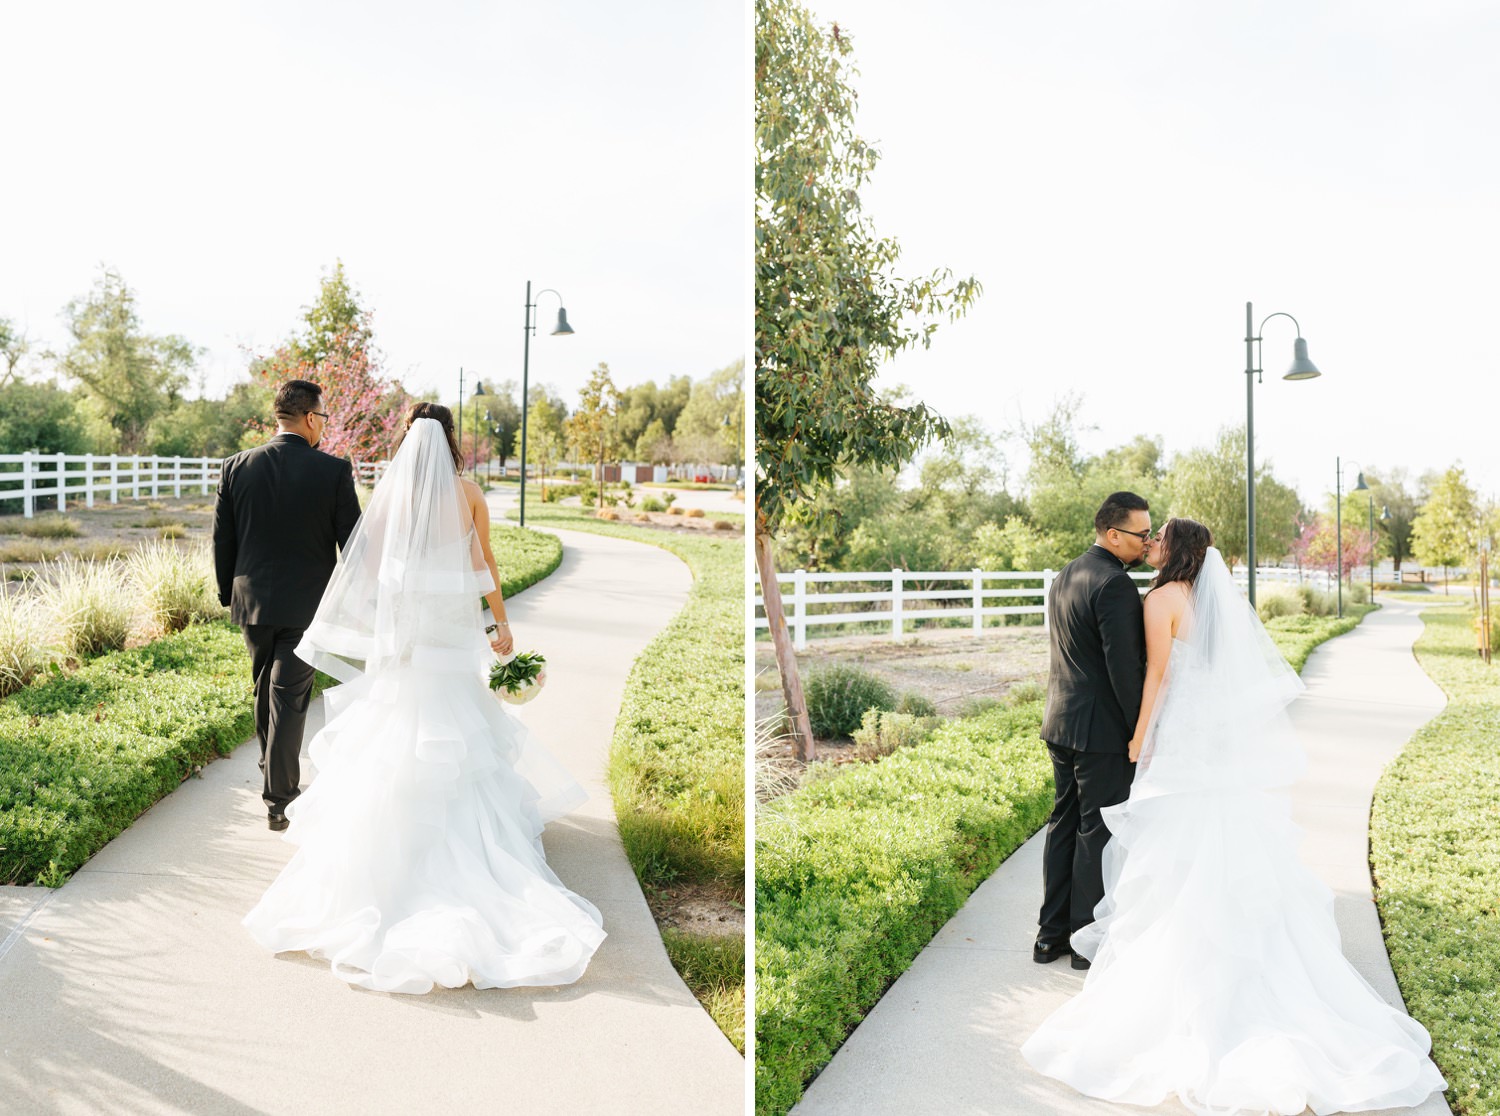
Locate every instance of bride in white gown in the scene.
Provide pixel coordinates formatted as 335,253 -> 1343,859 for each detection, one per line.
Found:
243,406 -> 604,994
1021,517 -> 1445,1115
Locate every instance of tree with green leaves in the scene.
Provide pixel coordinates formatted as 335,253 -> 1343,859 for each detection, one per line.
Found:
1412,465 -> 1480,589
53,267 -> 198,454
290,260 -> 369,367
675,358 -> 746,468
1,318 -> 32,388
757,0 -> 981,756
565,363 -> 621,508
1365,467 -> 1419,574
1165,426 -> 1299,569
526,395 -> 567,498
0,379 -> 90,454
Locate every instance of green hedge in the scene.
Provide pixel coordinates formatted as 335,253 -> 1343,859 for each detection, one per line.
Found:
1371,604 -> 1500,1116
755,702 -> 1054,1115
0,622 -> 254,886
492,522 -> 562,596
754,599 -> 1378,1115
1264,605 -> 1375,673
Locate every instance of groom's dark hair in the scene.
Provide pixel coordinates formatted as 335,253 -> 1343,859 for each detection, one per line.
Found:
1094,491 -> 1150,535
274,379 -> 324,420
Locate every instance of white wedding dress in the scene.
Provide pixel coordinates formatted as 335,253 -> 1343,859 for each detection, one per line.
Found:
243,419 -> 604,994
1021,548 -> 1445,1115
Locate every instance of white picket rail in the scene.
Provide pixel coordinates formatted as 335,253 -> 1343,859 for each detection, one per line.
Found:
753,565 -> 1336,650
0,452 -> 393,517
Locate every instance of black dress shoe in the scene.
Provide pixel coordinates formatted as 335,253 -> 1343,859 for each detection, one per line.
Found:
268,813 -> 289,832
1033,939 -> 1071,964
1071,952 -> 1092,970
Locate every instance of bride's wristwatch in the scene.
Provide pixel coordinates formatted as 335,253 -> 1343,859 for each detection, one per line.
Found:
485,621 -> 510,635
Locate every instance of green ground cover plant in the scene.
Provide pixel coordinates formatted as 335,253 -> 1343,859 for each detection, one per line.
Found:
520,504 -> 745,1050
755,600 -> 1376,1115
491,521 -> 562,597
1371,604 -> 1500,1116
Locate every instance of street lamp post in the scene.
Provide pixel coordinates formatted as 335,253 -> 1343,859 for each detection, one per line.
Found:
1375,502 -> 1391,597
1244,302 -> 1322,607
472,381 -> 488,481
1335,460 -> 1369,619
518,281 -> 574,528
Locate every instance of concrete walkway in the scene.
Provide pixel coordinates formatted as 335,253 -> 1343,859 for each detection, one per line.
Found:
794,597 -> 1451,1116
0,502 -> 745,1115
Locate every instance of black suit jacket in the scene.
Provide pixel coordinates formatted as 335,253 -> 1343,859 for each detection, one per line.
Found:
212,433 -> 362,628
1040,545 -> 1147,754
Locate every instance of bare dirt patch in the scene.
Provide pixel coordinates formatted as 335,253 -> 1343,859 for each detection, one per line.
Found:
0,495 -> 214,584
643,881 -> 745,939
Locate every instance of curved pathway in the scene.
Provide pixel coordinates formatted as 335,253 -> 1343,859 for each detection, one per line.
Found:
793,597 -> 1450,1116
0,496 -> 744,1115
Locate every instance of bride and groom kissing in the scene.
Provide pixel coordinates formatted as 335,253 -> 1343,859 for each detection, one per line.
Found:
1021,491 -> 1445,1114
212,379 -> 603,994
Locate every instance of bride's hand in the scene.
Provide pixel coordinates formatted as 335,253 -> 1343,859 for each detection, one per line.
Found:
1127,735 -> 1143,763
489,625 -> 514,656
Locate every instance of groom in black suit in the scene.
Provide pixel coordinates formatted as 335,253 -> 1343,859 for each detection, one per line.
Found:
1035,491 -> 1153,969
212,379 -> 361,831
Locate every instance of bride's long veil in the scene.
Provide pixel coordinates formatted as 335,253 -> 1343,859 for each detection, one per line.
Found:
1133,546 -> 1306,796
296,417 -> 493,683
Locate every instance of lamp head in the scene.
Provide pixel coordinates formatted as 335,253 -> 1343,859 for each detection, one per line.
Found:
1353,472 -> 1369,492
1283,337 -> 1321,381
1381,505 -> 1391,521
474,381 -> 488,397
551,307 -> 574,336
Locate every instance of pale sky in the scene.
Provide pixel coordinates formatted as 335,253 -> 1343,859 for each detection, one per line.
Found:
1,0 -> 746,408
798,0 -> 1499,507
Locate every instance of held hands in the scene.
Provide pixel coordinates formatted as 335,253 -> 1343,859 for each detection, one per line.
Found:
1128,734 -> 1144,763
488,622 -> 515,657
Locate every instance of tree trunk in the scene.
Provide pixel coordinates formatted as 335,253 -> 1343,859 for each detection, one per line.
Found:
755,519 -> 815,762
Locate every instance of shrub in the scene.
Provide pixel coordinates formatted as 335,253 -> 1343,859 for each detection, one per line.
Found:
1347,580 -> 1371,605
35,556 -> 132,658
1006,679 -> 1046,706
20,515 -> 82,540
803,663 -> 898,739
957,695 -> 1004,718
667,506 -> 685,516
850,709 -> 941,760
157,523 -> 187,540
713,520 -> 734,531
1297,585 -> 1340,617
686,507 -> 706,519
895,691 -> 938,718
1256,586 -> 1305,621
0,540 -> 64,563
0,592 -> 56,698
663,492 -> 678,508
642,496 -> 666,513
596,509 -> 619,521
128,542 -> 220,636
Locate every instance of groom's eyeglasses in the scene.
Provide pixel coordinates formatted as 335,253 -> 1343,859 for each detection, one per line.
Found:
1114,527 -> 1153,543
308,410 -> 329,420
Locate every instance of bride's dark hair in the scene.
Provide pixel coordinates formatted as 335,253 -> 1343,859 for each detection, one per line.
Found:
1149,517 -> 1213,593
394,401 -> 464,472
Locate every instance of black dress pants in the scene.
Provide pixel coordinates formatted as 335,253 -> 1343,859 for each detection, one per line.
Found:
242,624 -> 315,814
1038,743 -> 1136,942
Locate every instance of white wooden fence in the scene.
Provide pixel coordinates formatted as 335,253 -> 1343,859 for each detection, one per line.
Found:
0,452 -> 392,517
753,565 -> 1336,650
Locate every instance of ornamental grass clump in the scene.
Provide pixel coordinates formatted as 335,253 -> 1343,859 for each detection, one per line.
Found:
803,663 -> 897,739
0,590 -> 55,697
35,555 -> 132,658
128,541 -> 221,637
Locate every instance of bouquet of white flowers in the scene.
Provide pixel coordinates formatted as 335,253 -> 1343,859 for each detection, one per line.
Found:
488,650 -> 548,705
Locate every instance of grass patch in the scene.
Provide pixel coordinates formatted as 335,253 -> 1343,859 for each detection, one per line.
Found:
0,621 -> 254,886
1371,604 -> 1500,1116
663,928 -> 746,1052
20,515 -> 83,540
754,601 -> 1377,1115
520,504 -> 744,1050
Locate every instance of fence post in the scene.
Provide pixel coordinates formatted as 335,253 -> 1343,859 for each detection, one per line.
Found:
22,450 -> 34,518
972,568 -> 984,632
56,451 -> 67,512
201,456 -> 211,495
173,456 -> 182,498
892,568 -> 904,641
85,454 -> 95,509
792,568 -> 807,651
1042,569 -> 1056,631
